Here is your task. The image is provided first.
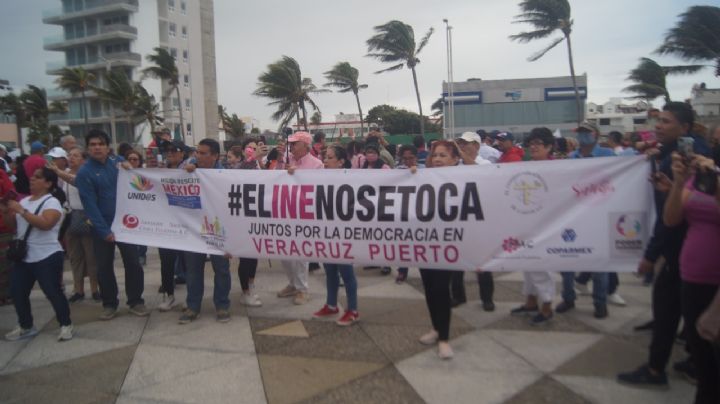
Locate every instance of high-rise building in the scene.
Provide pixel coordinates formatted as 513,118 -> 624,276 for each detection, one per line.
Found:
43,0 -> 218,147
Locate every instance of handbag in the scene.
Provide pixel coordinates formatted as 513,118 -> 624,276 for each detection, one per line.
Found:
7,196 -> 52,263
67,209 -> 92,236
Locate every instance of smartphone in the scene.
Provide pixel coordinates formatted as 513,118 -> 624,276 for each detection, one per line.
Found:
677,137 -> 694,157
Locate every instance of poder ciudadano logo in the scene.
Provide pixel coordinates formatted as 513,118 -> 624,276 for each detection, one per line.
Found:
128,174 -> 157,202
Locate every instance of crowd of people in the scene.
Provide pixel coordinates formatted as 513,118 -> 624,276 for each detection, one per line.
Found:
0,102 -> 718,403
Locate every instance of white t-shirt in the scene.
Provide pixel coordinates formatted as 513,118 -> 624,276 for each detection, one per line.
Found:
15,196 -> 64,263
479,144 -> 501,163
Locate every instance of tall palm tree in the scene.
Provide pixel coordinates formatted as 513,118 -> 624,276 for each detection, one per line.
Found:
366,20 -> 433,135
18,86 -> 67,146
143,47 -> 184,138
0,93 -> 27,148
134,84 -> 163,136
55,67 -> 96,134
622,57 -> 704,104
254,56 -> 327,131
509,0 -> 583,125
656,6 -> 720,77
323,62 -> 368,135
92,70 -> 140,147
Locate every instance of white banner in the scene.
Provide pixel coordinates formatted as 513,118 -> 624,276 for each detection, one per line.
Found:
112,156 -> 652,272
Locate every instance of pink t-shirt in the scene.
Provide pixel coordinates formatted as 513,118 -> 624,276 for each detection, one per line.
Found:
278,153 -> 324,170
680,181 -> 720,285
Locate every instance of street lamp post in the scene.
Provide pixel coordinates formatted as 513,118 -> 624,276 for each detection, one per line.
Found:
98,56 -> 118,151
443,19 -> 455,139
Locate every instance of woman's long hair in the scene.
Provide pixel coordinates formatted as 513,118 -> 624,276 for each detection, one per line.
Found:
38,166 -> 66,205
362,144 -> 386,169
328,145 -> 351,169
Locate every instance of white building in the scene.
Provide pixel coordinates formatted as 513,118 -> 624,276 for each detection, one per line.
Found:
292,113 -> 365,139
586,98 -> 650,133
43,0 -> 218,147
691,83 -> 720,118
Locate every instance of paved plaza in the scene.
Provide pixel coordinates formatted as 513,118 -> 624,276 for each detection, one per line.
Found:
0,250 -> 695,404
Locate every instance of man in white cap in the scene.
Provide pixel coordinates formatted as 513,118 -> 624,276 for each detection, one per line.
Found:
456,132 -> 491,166
275,131 -> 323,304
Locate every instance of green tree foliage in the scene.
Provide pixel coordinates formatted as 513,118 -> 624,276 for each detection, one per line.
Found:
656,6 -> 720,77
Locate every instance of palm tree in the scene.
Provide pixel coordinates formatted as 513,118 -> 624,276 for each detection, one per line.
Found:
0,93 -> 27,148
323,62 -> 368,135
622,57 -> 704,104
55,67 -> 96,135
254,56 -> 327,131
134,84 -> 163,137
93,70 -> 140,147
656,6 -> 720,77
366,20 -> 433,135
310,111 -> 322,126
509,0 -> 583,125
17,86 -> 67,146
143,47 -> 184,138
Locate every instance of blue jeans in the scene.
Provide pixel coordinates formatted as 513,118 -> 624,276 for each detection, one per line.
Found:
324,263 -> 357,311
184,252 -> 230,312
11,251 -> 71,328
561,271 -> 608,307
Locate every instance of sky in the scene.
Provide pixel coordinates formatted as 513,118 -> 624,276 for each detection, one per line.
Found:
0,0 -> 717,131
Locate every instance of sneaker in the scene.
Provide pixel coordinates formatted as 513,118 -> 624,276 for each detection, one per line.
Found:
617,365 -> 669,389
5,326 -> 38,341
57,324 -> 73,341
336,310 -> 359,326
129,304 -> 150,317
380,267 -> 391,275
313,304 -> 340,318
574,282 -> 590,295
482,301 -> 495,312
530,312 -> 553,326
594,305 -> 608,319
673,358 -> 698,385
438,342 -> 454,360
68,293 -> 85,303
511,305 -> 539,316
419,330 -> 439,345
277,285 -> 298,298
555,300 -> 575,314
608,293 -> 627,307
241,293 -> 262,307
158,295 -> 176,312
293,291 -> 308,305
99,307 -> 118,320
216,309 -> 231,323
91,292 -> 102,302
178,309 -> 199,324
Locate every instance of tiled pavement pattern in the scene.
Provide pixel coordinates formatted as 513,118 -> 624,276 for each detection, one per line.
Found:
0,251 -> 695,404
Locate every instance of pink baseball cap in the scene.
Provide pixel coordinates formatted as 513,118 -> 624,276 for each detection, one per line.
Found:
288,131 -> 312,145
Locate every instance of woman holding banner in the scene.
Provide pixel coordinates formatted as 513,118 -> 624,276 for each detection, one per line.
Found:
417,140 -> 462,359
312,145 -> 360,326
510,128 -> 556,325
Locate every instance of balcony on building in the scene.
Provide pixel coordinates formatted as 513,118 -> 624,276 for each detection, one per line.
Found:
42,0 -> 139,24
44,24 -> 138,51
46,52 -> 142,75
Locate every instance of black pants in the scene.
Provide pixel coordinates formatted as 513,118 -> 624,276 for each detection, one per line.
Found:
11,251 -> 71,328
238,257 -> 258,291
576,272 -> 619,295
93,239 -> 144,309
681,282 -> 719,404
158,248 -> 180,296
451,271 -> 466,303
420,268 -> 453,341
477,272 -> 494,303
648,260 -> 683,371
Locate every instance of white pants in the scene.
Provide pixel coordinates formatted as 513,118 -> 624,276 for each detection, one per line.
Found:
522,271 -> 555,303
280,260 -> 308,292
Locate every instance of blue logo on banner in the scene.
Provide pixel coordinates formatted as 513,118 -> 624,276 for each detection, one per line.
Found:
167,194 -> 202,209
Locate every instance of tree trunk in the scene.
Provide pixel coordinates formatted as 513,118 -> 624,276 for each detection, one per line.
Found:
564,33 -> 583,125
175,85 -> 185,141
355,91 -> 364,137
411,66 -> 425,136
81,88 -> 89,135
300,100 -> 309,131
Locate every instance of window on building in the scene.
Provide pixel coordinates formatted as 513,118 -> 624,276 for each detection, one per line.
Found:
104,42 -> 129,55
168,0 -> 175,12
633,118 -> 647,125
599,118 -> 611,126
170,48 -> 177,61
186,123 -> 192,133
169,23 -> 176,37
172,97 -> 179,111
181,26 -> 187,39
185,99 -> 191,111
181,1 -> 186,14
182,49 -> 188,63
183,74 -> 189,87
